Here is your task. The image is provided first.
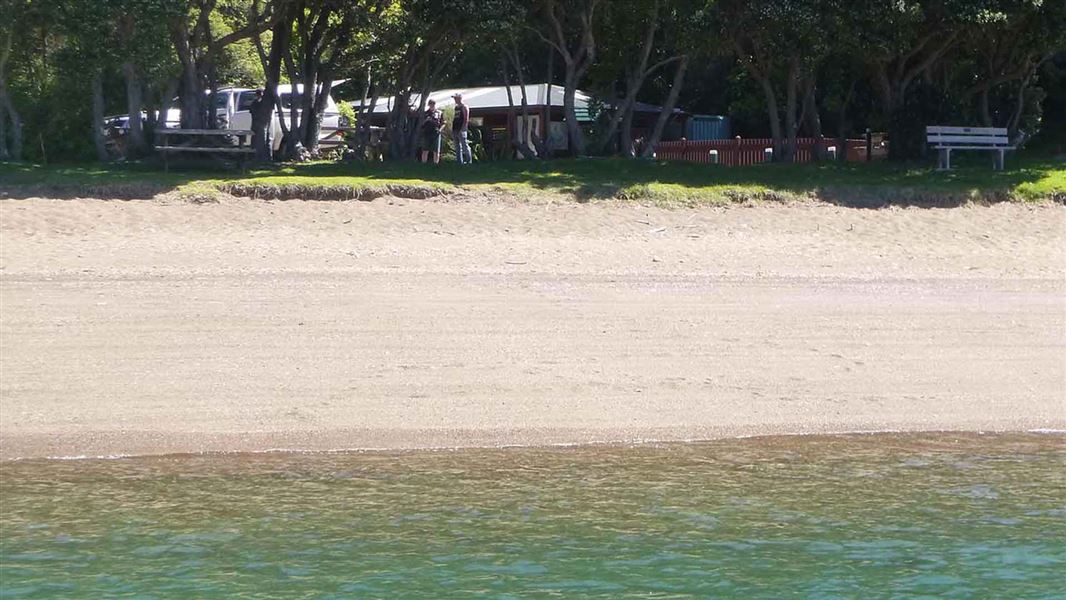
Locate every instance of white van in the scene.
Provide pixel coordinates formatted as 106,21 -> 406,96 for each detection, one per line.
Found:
218,84 -> 345,152
104,84 -> 345,154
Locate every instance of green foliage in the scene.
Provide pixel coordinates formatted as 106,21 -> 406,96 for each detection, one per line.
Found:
2,0 -> 1064,163
337,101 -> 356,126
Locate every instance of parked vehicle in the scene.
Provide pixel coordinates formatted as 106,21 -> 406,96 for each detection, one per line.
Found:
221,84 -> 346,152
103,84 -> 345,156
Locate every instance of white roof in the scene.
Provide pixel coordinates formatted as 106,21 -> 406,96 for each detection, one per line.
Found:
216,83 -> 327,94
352,84 -> 592,114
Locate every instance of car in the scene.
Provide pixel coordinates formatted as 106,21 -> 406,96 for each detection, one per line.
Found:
103,84 -> 345,155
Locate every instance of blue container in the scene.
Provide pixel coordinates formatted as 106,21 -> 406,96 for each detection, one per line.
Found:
685,115 -> 731,141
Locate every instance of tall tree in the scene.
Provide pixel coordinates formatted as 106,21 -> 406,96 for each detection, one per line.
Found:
53,0 -> 117,161
375,0 -> 483,160
637,0 -> 706,158
167,0 -> 282,129
591,0 -> 682,156
962,0 -> 1066,136
277,0 -> 391,157
250,0 -> 294,159
851,0 -> 971,159
0,2 -> 24,161
535,0 -> 602,157
111,1 -> 177,156
716,0 -> 829,162
470,0 -> 556,159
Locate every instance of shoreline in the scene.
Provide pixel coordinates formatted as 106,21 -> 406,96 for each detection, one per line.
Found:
2,197 -> 1064,460
4,425 -> 1066,462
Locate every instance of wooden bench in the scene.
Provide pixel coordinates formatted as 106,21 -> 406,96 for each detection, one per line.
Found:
926,126 -> 1015,171
155,128 -> 255,172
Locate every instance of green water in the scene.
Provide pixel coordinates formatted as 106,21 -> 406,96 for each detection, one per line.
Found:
1,434 -> 1064,598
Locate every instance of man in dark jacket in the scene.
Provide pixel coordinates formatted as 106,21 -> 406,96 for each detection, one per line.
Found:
420,99 -> 443,164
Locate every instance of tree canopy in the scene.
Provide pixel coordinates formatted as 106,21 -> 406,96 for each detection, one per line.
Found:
0,0 -> 1062,163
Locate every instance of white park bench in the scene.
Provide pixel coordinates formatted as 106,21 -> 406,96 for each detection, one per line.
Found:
926,126 -> 1015,171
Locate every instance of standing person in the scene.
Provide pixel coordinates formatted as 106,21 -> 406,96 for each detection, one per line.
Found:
420,99 -> 443,164
249,89 -> 273,161
452,93 -> 471,164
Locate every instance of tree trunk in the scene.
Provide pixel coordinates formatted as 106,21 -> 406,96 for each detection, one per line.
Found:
350,49 -> 380,162
603,64 -> 664,157
883,94 -> 908,161
620,101 -> 637,157
356,90 -> 379,160
173,28 -> 205,130
802,76 -> 824,161
1007,72 -> 1032,139
387,91 -> 414,160
297,73 -> 315,148
757,76 -> 783,160
406,72 -> 432,160
0,81 -> 11,162
297,67 -> 318,149
872,66 -> 913,161
282,44 -> 302,158
253,12 -> 291,162
562,68 -> 586,156
1007,57 -> 1047,140
979,87 -> 992,126
500,58 -> 536,159
501,60 -> 518,157
542,0 -> 599,158
145,99 -> 157,136
352,57 -> 375,157
0,30 -> 8,161
0,92 -> 7,160
158,79 -> 179,129
782,58 -> 800,163
206,62 -> 220,130
641,56 -> 688,158
596,2 -> 661,155
543,48 -> 554,157
612,57 -> 686,157
122,61 -> 146,157
835,80 -> 855,163
0,34 -> 22,161
305,77 -> 331,154
7,95 -> 22,160
509,46 -> 549,158
91,72 -> 109,161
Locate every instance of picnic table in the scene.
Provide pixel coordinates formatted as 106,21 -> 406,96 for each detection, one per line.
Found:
155,128 -> 255,172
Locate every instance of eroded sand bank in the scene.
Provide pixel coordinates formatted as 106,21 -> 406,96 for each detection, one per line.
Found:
1,196 -> 1063,458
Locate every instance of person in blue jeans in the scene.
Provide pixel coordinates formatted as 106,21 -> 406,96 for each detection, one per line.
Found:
452,93 -> 471,164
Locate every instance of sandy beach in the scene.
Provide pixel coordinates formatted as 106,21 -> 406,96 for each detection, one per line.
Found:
1,193 -> 1063,458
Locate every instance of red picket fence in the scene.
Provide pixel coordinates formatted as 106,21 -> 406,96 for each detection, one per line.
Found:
654,137 -> 870,165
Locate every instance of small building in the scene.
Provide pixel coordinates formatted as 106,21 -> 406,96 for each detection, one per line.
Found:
350,84 -> 688,157
685,115 -> 731,141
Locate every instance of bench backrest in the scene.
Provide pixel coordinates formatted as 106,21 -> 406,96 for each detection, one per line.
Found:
927,126 -> 1010,147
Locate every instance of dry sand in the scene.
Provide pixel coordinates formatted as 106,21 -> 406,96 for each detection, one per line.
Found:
1,193 -> 1064,458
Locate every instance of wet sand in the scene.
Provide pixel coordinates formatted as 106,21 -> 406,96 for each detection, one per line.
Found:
1,195 -> 1063,458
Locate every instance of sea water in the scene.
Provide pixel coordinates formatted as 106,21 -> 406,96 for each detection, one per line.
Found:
1,433 -> 1063,598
